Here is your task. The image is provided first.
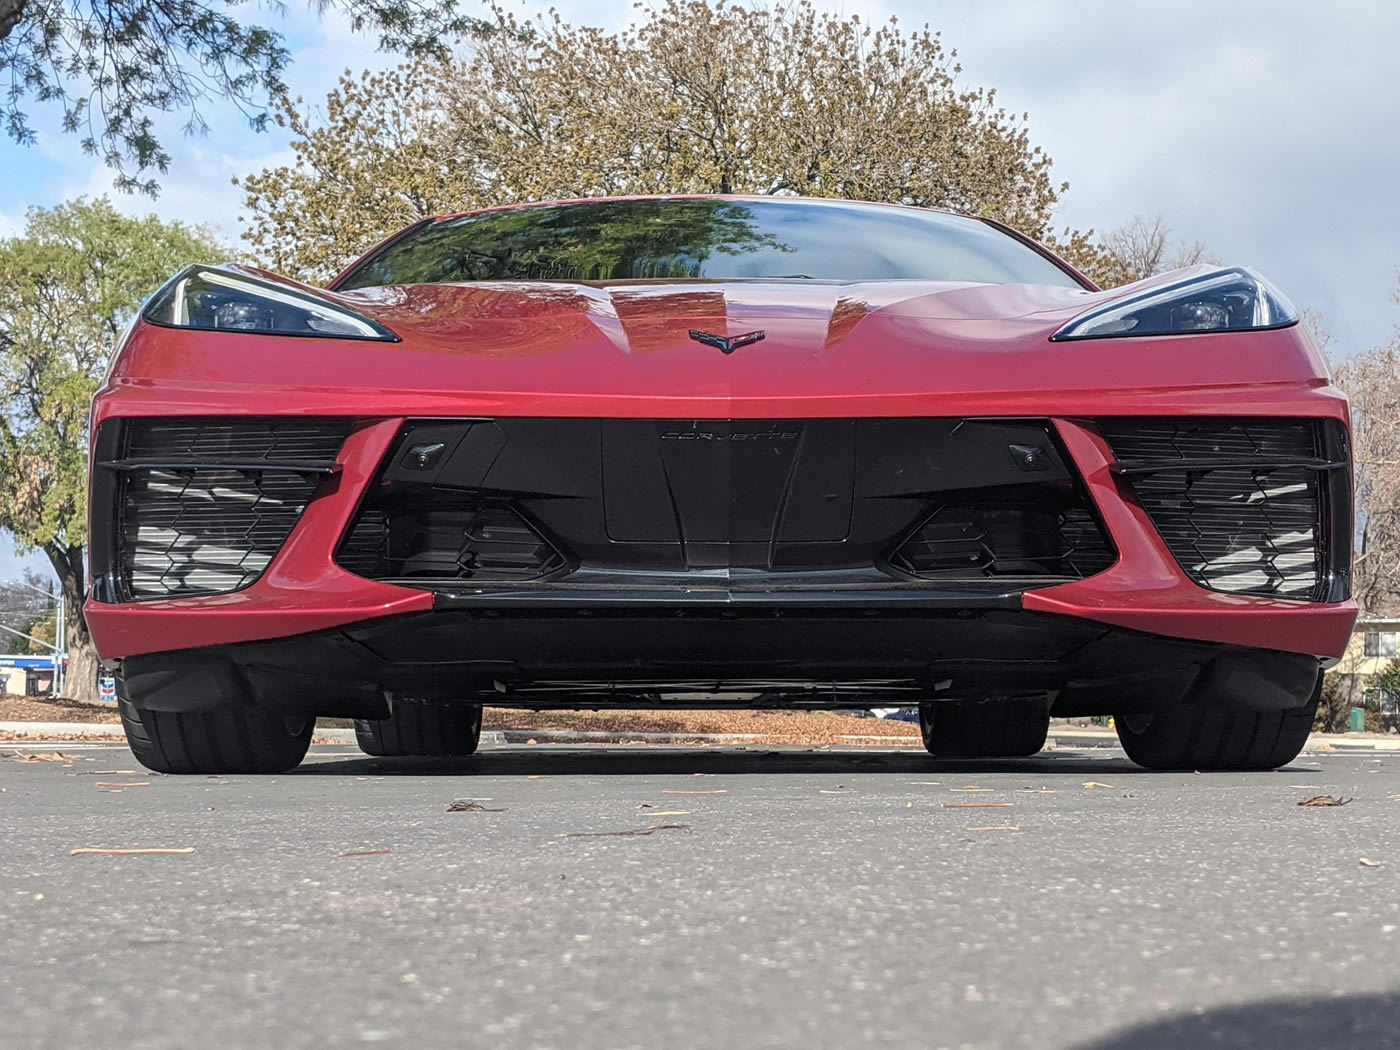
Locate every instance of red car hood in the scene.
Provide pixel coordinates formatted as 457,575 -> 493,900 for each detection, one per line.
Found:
110,267 -> 1337,419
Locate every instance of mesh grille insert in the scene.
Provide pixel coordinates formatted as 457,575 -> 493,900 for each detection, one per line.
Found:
888,494 -> 1115,581
337,500 -> 567,584
114,418 -> 351,599
1099,418 -> 1328,600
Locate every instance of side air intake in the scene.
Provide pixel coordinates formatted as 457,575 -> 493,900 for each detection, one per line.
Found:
1098,417 -> 1349,601
98,418 -> 351,600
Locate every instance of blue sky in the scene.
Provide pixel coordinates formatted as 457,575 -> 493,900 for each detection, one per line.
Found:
3,0 -> 1398,583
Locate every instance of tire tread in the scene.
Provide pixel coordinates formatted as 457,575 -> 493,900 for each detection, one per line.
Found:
355,701 -> 483,757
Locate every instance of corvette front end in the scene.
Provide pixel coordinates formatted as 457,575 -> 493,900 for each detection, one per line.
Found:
87,196 -> 1356,773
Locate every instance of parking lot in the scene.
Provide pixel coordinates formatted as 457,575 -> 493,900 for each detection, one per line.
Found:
2,740 -> 1398,1049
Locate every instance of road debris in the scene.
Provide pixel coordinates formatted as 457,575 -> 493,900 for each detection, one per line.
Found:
94,781 -> 150,788
1081,781 -> 1114,789
561,823 -> 691,838
1297,795 -> 1352,807
966,825 -> 1020,833
944,802 -> 1012,809
446,800 -> 504,812
1360,857 -> 1383,868
71,847 -> 195,856
338,848 -> 393,857
950,786 -> 994,793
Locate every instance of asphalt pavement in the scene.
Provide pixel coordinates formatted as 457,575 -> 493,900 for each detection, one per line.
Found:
2,740 -> 1399,1049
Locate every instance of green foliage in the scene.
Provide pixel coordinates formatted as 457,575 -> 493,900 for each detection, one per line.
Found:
0,196 -> 226,561
0,0 -> 491,193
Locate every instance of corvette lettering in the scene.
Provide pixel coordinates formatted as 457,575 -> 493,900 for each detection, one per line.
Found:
660,430 -> 799,441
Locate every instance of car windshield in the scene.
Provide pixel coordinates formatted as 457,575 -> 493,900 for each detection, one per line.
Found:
334,198 -> 1084,290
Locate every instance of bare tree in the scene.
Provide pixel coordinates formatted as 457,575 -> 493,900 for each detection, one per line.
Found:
1334,338 -> 1400,617
1100,214 -> 1210,283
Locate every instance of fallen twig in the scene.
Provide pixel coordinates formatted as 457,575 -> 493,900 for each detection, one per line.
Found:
561,824 -> 691,838
71,847 -> 195,856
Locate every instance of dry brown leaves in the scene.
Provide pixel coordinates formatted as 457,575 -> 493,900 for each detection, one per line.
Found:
1297,795 -> 1352,807
446,801 -> 504,812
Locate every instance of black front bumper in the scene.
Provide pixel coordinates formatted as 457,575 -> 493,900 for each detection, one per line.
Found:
116,605 -> 1322,720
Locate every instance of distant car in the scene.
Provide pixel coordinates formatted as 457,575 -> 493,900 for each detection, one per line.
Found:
86,196 -> 1355,773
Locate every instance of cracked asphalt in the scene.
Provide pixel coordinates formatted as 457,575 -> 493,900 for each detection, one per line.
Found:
2,740 -> 1399,1049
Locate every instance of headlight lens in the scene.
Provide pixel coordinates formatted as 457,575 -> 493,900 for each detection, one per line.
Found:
144,266 -> 397,341
1052,267 -> 1297,341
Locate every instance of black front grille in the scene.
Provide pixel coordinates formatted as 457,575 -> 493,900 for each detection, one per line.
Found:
888,495 -> 1114,581
1099,418 -> 1344,600
105,418 -> 352,599
125,418 -> 350,463
337,499 -> 567,584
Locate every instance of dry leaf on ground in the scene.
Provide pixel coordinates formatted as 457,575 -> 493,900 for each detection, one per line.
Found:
338,849 -> 393,857
1297,795 -> 1352,807
561,824 -> 691,838
16,752 -> 70,763
71,847 -> 195,856
446,801 -> 504,812
1360,858 -> 1383,868
1081,782 -> 1114,789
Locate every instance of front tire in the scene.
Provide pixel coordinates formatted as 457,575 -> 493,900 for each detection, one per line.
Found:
117,694 -> 313,774
354,700 -> 483,756
1114,700 -> 1310,772
1115,696 -> 1317,771
920,698 -> 1049,757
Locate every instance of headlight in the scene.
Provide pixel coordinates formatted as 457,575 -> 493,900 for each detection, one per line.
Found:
143,266 -> 397,341
1052,267 -> 1297,341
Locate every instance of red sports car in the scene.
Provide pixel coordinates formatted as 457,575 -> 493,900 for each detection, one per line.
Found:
87,196 -> 1355,773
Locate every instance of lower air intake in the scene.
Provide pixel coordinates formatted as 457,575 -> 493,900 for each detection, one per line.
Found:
1099,418 -> 1342,600
337,499 -> 567,584
888,495 -> 1114,581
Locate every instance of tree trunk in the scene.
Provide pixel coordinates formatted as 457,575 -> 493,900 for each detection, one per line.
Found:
44,542 -> 100,702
